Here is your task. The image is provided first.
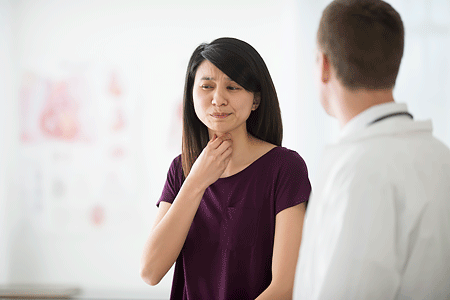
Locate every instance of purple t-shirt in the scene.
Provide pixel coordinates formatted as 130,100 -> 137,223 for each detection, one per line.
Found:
157,146 -> 311,300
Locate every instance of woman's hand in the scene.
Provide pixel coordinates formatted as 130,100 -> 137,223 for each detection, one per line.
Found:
140,133 -> 232,286
187,133 -> 233,190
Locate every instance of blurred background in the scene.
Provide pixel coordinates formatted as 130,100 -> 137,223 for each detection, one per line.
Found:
0,0 -> 449,298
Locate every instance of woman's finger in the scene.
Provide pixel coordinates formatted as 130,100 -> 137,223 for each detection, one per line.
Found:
222,149 -> 233,169
221,145 -> 233,159
216,139 -> 232,155
207,134 -> 218,145
209,133 -> 231,149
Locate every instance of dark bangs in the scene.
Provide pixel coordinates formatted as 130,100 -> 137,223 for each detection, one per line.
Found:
200,38 -> 261,94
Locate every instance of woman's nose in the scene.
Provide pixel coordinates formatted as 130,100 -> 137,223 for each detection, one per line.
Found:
211,89 -> 227,106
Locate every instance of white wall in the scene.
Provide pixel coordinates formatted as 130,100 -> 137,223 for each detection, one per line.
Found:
390,0 -> 450,146
0,0 -> 17,285
0,1 -> 8,283
2,0 -> 306,297
1,0 -> 449,298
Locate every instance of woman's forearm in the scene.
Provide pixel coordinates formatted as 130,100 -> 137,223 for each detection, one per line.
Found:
140,178 -> 206,285
141,134 -> 233,285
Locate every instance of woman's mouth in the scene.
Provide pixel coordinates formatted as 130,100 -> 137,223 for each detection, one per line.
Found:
211,113 -> 231,119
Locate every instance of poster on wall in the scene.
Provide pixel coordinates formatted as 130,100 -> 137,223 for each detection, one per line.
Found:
18,62 -> 141,236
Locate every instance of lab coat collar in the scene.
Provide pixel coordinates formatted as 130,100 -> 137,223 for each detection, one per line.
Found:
336,102 -> 433,144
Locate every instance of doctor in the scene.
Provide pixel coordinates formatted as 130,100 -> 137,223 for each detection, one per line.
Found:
294,0 -> 450,299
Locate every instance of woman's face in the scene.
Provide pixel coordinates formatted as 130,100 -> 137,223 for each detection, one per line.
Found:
193,60 -> 259,137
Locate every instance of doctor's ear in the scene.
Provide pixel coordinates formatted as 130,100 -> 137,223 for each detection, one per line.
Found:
320,52 -> 331,84
252,93 -> 261,111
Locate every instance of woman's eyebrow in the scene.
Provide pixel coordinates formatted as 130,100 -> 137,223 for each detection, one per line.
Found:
200,76 -> 233,81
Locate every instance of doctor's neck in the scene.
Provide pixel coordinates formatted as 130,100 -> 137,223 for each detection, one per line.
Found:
330,83 -> 395,128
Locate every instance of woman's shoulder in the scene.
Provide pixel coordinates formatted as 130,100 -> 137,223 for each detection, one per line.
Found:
172,154 -> 182,165
250,137 -> 306,164
262,146 -> 308,173
166,154 -> 184,179
264,145 -> 304,160
167,154 -> 182,170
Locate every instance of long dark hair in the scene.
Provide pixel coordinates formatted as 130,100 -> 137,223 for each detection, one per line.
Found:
181,37 -> 283,178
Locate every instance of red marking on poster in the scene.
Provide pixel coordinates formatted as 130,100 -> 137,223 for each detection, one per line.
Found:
112,146 -> 125,158
40,81 -> 80,140
109,72 -> 122,97
112,109 -> 126,132
91,205 -> 105,226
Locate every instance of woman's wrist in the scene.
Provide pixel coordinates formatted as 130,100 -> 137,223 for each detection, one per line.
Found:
183,175 -> 208,195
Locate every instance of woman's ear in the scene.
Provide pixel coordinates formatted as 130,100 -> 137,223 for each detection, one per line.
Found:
252,93 -> 261,111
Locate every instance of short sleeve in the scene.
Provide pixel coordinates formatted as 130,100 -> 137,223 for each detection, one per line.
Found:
156,155 -> 184,207
274,149 -> 311,215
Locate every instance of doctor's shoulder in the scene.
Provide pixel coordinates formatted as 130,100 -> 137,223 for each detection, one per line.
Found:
321,142 -> 393,190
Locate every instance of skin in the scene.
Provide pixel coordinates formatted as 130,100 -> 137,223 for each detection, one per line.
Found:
140,60 -> 305,299
316,48 -> 395,127
192,60 -> 273,177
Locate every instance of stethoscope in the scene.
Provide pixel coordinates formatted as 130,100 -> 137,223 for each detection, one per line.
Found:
368,112 -> 413,126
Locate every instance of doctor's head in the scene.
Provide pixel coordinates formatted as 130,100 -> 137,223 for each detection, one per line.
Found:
181,37 -> 282,177
316,0 -> 404,115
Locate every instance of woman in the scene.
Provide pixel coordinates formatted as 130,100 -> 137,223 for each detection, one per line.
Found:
140,37 -> 311,300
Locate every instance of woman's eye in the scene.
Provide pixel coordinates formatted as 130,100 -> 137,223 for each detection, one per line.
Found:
227,86 -> 240,91
201,85 -> 212,89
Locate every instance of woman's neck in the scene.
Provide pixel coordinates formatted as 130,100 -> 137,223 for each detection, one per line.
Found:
209,127 -> 260,177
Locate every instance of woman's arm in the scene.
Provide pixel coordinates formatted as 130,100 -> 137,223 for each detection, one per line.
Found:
140,178 -> 207,286
255,202 -> 306,300
140,134 -> 233,286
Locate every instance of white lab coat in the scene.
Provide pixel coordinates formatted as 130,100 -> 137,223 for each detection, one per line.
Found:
294,102 -> 450,300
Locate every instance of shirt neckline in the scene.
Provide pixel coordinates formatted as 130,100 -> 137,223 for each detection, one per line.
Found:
216,146 -> 281,181
339,102 -> 409,141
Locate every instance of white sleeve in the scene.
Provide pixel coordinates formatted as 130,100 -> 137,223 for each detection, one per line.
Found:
295,172 -> 400,299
